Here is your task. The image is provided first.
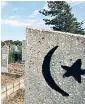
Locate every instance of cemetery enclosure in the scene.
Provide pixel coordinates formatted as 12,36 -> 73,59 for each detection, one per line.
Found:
25,28 -> 85,104
1,76 -> 24,103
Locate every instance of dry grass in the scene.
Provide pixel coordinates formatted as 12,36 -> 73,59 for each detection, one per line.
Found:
8,63 -> 25,75
3,89 -> 24,104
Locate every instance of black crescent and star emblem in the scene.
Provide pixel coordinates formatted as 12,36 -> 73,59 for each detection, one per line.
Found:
42,46 -> 85,97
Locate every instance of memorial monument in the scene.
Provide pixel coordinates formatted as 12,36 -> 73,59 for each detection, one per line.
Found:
25,28 -> 85,104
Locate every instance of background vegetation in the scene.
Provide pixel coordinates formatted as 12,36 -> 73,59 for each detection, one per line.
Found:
8,44 -> 22,63
1,40 -> 22,63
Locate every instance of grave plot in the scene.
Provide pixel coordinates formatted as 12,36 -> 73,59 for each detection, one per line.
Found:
1,43 -> 25,104
1,63 -> 25,102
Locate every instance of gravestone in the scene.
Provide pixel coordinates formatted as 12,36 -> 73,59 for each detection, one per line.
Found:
25,28 -> 85,104
22,40 -> 26,61
1,45 -> 9,73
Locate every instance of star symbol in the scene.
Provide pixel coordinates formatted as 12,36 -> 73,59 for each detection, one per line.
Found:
61,59 -> 85,83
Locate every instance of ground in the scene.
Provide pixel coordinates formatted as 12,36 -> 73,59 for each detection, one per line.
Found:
1,73 -> 21,86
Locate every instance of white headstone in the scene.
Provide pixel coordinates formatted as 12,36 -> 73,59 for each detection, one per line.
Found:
1,45 -> 9,73
22,40 -> 26,61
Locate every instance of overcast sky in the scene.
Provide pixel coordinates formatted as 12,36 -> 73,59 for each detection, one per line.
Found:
1,1 -> 85,41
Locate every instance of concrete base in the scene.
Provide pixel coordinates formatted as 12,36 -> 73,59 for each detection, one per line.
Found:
1,67 -> 8,73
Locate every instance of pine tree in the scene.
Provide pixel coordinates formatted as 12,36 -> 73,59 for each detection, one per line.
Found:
39,1 -> 85,35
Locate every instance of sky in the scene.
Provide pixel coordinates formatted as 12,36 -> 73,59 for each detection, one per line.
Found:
1,1 -> 85,41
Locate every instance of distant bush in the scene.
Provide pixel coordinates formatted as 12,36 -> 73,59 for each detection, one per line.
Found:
8,52 -> 15,63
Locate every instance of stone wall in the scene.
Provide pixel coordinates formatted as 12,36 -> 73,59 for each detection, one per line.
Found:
25,28 -> 85,104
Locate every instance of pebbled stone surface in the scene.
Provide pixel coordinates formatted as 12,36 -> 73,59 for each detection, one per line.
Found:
25,28 -> 85,104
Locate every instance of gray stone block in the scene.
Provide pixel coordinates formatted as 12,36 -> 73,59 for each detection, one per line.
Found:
25,28 -> 85,104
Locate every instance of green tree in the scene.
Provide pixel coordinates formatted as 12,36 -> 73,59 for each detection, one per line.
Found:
13,40 -> 22,46
39,1 -> 85,35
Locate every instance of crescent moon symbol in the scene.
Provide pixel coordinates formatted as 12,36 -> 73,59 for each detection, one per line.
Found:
42,46 -> 69,96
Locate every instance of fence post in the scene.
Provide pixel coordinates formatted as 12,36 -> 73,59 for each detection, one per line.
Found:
19,79 -> 20,89
6,85 -> 7,98
13,82 -> 14,93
